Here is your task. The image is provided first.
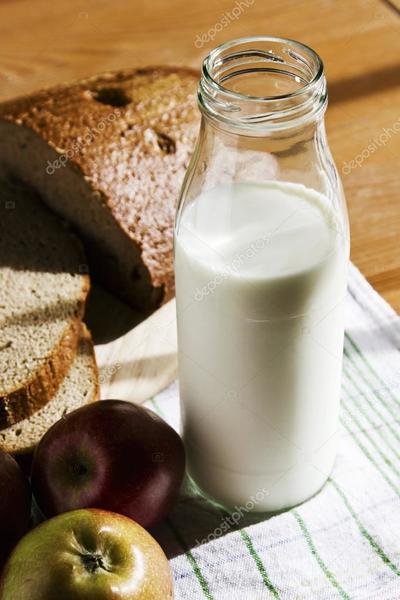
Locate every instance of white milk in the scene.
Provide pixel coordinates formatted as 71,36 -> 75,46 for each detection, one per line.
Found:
175,181 -> 348,511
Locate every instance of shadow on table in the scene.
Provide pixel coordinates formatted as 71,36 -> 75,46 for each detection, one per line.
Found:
330,64 -> 400,104
85,282 -> 149,344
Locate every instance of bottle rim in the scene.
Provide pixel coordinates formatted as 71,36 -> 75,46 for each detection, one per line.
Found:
199,36 -> 327,132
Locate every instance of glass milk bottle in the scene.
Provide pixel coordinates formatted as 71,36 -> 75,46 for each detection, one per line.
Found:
174,37 -> 350,511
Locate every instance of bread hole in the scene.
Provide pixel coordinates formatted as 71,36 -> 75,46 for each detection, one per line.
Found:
92,87 -> 131,108
15,428 -> 22,437
0,341 -> 12,351
156,131 -> 176,154
121,123 -> 134,138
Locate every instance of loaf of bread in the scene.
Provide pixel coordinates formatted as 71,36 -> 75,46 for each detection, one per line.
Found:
0,180 -> 90,428
0,324 -> 99,455
0,67 -> 200,311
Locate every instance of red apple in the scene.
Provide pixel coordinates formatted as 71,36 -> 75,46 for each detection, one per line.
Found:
0,448 -> 31,569
0,508 -> 173,599
31,400 -> 185,528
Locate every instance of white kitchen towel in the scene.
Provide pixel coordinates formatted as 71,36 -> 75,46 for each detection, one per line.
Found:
146,263 -> 400,600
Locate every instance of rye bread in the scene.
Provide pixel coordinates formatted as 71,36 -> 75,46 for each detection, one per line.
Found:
0,324 -> 99,455
0,180 -> 90,429
0,67 -> 200,311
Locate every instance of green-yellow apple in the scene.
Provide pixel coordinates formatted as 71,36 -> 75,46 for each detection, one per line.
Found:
0,509 -> 173,599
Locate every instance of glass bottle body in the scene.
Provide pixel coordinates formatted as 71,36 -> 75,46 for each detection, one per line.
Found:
174,38 -> 350,511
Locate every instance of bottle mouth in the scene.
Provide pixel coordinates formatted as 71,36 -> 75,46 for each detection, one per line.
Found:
199,36 -> 327,133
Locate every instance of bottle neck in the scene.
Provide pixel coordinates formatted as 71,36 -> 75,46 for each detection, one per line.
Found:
198,37 -> 327,136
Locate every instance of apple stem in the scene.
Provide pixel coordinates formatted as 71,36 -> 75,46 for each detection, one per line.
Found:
71,462 -> 88,476
80,553 -> 110,574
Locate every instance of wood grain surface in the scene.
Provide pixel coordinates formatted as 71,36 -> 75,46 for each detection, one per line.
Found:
1,0 -> 399,400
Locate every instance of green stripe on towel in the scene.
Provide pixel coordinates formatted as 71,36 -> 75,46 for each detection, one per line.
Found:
149,396 -> 166,419
345,333 -> 399,406
167,517 -> 215,600
340,403 -> 400,499
293,510 -> 351,600
239,529 -> 280,598
343,363 -> 400,454
341,386 -> 400,480
330,479 -> 400,577
220,507 -> 280,598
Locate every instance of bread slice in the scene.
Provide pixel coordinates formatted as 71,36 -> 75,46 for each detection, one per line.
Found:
0,324 -> 99,455
0,180 -> 90,429
0,67 -> 200,311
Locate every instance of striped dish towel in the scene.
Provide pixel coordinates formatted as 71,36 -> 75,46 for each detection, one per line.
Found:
147,263 -> 400,600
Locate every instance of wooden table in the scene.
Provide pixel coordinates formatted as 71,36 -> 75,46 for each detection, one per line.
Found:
1,0 -> 399,310
1,0 -> 399,401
